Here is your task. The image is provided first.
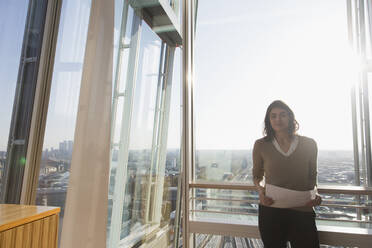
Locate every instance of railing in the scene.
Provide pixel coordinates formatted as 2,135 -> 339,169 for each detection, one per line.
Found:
188,181 -> 372,247
190,181 -> 372,193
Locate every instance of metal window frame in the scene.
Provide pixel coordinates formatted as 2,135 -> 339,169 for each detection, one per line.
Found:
181,0 -> 195,247
150,45 -> 176,224
348,0 -> 372,187
129,0 -> 182,46
359,0 -> 372,186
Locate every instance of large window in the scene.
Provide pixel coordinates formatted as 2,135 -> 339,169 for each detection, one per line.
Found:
192,0 -> 371,238
108,3 -> 182,248
1,0 -> 183,246
195,0 -> 356,185
35,0 -> 92,237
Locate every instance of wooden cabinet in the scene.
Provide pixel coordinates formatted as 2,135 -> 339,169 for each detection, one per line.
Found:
0,204 -> 60,248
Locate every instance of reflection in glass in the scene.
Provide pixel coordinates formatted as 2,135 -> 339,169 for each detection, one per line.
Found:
108,8 -> 181,246
120,20 -> 161,243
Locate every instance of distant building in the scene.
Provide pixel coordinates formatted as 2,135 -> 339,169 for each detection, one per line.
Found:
67,140 -> 73,152
0,151 -> 6,159
59,140 -> 73,153
59,141 -> 67,152
39,158 -> 70,176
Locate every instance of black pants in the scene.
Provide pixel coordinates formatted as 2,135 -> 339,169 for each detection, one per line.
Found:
258,205 -> 320,248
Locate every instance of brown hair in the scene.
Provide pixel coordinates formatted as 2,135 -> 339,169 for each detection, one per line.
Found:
263,100 -> 299,141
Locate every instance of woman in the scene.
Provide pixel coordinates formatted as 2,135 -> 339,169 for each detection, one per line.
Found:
252,100 -> 322,248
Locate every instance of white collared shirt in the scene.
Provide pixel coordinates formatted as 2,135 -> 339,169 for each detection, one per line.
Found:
272,135 -> 299,156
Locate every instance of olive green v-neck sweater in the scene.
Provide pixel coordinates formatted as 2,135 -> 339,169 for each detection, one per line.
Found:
252,135 -> 318,211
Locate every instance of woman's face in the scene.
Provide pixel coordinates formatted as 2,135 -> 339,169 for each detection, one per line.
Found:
269,107 -> 290,133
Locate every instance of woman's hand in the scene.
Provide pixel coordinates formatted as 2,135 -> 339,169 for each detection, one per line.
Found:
258,186 -> 274,206
305,194 -> 322,207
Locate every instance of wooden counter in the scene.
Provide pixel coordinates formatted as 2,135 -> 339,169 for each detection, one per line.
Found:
0,204 -> 60,248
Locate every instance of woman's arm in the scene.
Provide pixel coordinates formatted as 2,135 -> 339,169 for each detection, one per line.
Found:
252,140 -> 264,186
252,140 -> 273,206
309,139 -> 318,189
306,139 -> 322,207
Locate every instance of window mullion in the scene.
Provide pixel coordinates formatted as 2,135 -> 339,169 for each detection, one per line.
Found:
145,42 -> 166,224
151,45 -> 176,224
111,2 -> 129,146
109,13 -> 142,248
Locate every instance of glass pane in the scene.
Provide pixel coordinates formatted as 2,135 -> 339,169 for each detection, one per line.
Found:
317,193 -> 372,227
119,20 -> 162,245
0,0 -> 29,189
194,188 -> 259,223
35,0 -> 91,238
193,0 -> 372,240
160,47 -> 182,246
195,0 -> 357,184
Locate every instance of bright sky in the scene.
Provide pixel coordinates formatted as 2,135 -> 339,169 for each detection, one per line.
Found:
195,0 -> 358,150
0,0 -> 363,152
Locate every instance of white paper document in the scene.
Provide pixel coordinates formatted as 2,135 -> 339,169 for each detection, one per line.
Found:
265,184 -> 315,208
